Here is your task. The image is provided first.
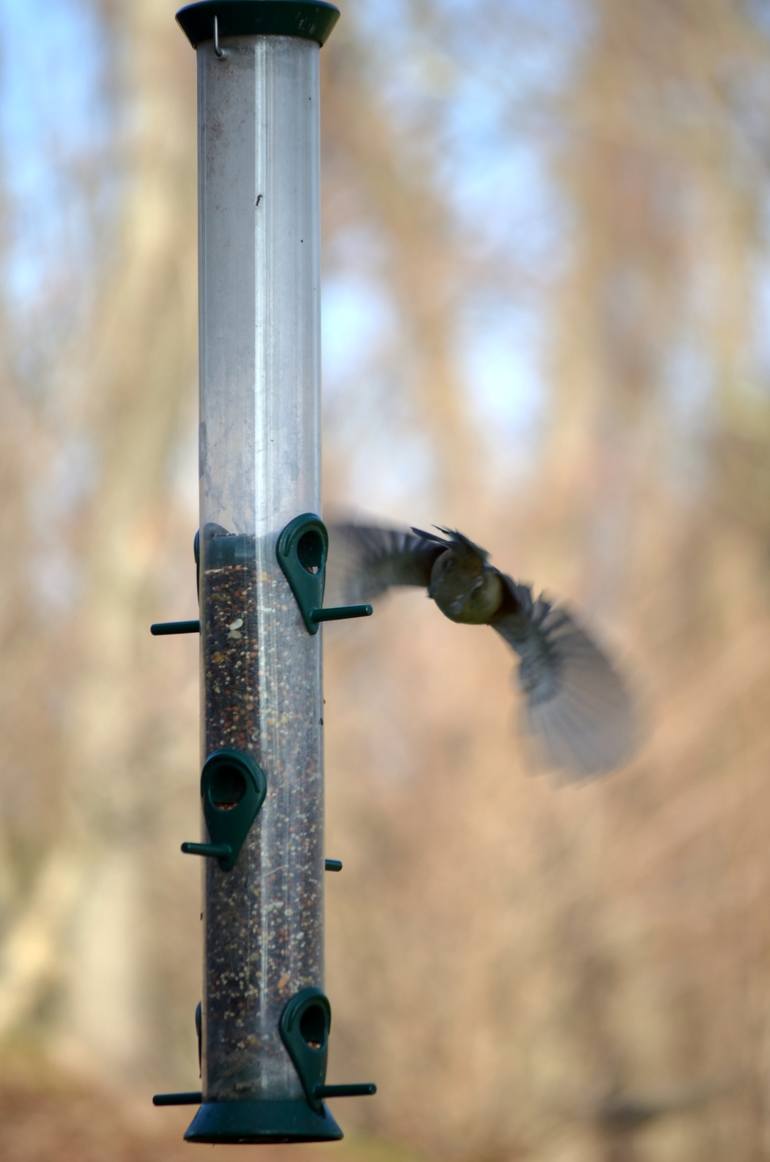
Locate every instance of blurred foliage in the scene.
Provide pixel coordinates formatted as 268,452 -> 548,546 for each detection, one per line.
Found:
1,1 -> 770,1160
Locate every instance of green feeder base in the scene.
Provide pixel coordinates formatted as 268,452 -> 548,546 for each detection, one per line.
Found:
184,1098 -> 343,1143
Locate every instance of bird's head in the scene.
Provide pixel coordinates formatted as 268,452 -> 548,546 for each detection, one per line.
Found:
423,528 -> 503,624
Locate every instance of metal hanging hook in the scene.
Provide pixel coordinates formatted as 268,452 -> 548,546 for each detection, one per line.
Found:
213,16 -> 226,59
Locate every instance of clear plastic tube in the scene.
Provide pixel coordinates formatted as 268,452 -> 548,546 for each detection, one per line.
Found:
195,34 -> 323,1103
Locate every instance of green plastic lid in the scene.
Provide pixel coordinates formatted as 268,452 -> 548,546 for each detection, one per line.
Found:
176,1 -> 340,48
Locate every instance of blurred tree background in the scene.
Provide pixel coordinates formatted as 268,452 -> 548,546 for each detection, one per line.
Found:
1,0 -> 769,1159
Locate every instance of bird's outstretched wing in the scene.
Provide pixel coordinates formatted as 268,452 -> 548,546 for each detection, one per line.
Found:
326,522 -> 444,604
492,576 -> 638,778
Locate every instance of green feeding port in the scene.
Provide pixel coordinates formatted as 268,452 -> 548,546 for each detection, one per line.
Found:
279,989 -> 378,1113
277,512 -> 373,634
276,513 -> 328,633
181,748 -> 267,871
280,988 -> 331,1110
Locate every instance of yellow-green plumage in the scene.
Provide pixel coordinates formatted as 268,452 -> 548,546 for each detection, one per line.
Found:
329,520 -> 640,778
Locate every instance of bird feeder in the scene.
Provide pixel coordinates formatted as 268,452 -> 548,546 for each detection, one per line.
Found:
152,0 -> 374,1143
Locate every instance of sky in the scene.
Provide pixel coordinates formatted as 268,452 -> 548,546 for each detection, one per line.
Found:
0,0 -> 109,304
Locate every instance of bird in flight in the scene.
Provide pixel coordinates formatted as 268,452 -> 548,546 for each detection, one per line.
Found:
329,521 -> 639,779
